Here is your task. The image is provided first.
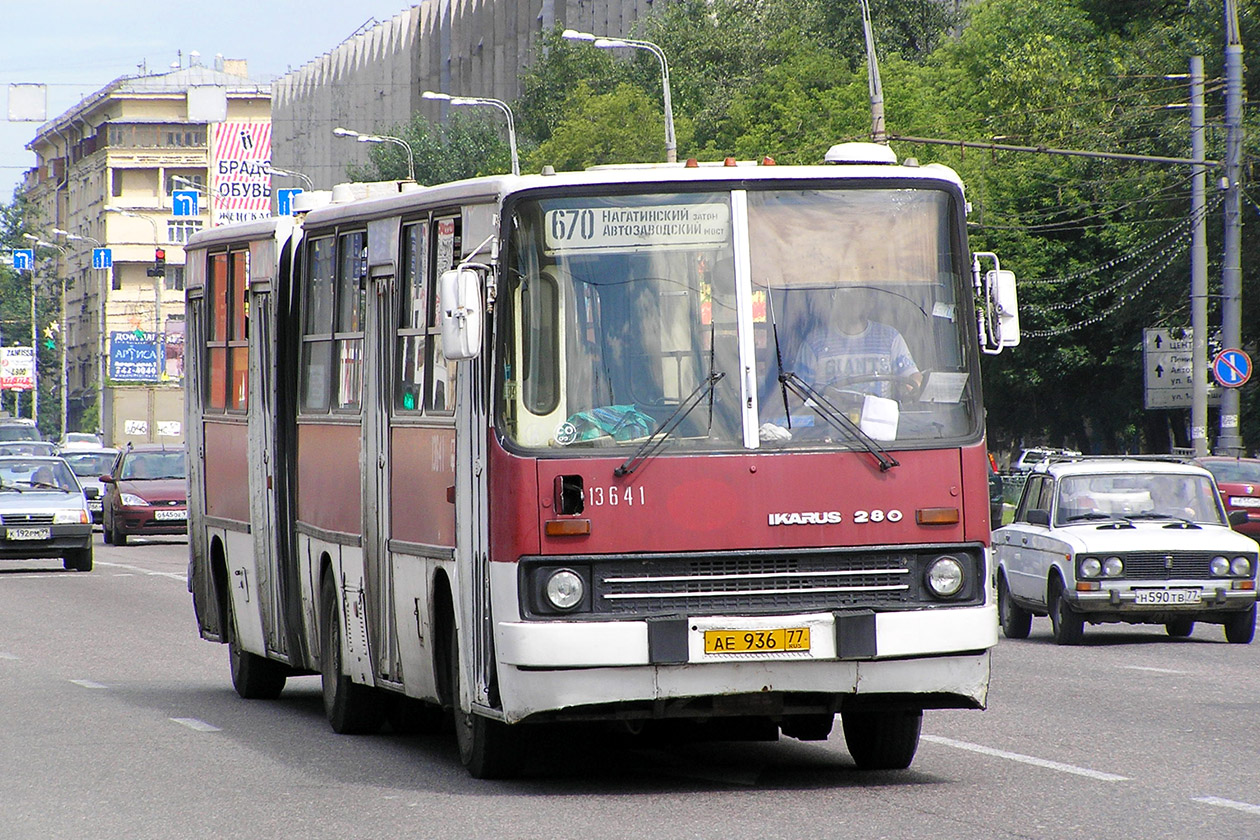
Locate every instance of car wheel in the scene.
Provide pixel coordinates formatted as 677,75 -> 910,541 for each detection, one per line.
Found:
319,572 -> 383,734
998,574 -> 1032,639
111,519 -> 127,546
448,624 -> 521,779
101,516 -> 113,545
62,547 -> 93,572
841,708 -> 922,770
226,600 -> 287,700
1224,604 -> 1256,645
1165,618 -> 1195,638
1049,579 -> 1085,645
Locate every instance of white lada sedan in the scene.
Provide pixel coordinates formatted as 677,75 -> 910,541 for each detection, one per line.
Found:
994,458 -> 1258,645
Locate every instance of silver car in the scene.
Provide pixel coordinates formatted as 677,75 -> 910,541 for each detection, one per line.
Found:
61,448 -> 120,525
0,456 -> 93,571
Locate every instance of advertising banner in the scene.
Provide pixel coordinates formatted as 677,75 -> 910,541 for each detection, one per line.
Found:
0,346 -> 35,390
212,121 -> 272,226
110,331 -> 162,382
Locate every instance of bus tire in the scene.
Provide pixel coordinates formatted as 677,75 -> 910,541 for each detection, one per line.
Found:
226,602 -> 286,700
320,572 -> 383,734
842,708 -> 922,770
1224,604 -> 1256,645
998,573 -> 1031,639
448,629 -> 520,779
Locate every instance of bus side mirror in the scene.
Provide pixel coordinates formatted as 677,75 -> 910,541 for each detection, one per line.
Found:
440,267 -> 484,361
986,269 -> 1020,350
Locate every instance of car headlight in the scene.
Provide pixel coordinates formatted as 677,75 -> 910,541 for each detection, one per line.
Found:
119,493 -> 148,507
53,509 -> 88,525
1079,557 -> 1102,578
544,569 -> 585,610
1103,556 -> 1124,577
1232,556 -> 1252,577
1211,556 -> 1231,576
925,555 -> 965,598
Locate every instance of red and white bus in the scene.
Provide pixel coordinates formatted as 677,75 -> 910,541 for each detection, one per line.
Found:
185,143 -> 1019,778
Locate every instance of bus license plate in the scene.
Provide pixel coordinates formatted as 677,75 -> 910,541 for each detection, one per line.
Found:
154,510 -> 187,521
6,527 -> 50,541
704,627 -> 810,654
1134,588 -> 1201,606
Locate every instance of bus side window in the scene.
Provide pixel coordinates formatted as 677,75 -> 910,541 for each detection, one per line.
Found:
428,216 -> 460,414
395,221 -> 428,412
334,230 -> 367,411
205,252 -> 229,411
300,236 -> 335,412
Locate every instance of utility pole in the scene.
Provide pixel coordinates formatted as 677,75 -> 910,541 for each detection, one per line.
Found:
1218,0 -> 1245,455
1190,56 -> 1209,457
859,0 -> 886,144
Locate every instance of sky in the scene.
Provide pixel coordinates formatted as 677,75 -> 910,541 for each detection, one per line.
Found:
1,1 -> 421,199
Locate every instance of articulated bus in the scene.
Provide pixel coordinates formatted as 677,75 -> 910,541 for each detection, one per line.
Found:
184,143 -> 1019,778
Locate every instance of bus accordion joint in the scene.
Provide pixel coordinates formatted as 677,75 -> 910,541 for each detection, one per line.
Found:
544,519 -> 592,537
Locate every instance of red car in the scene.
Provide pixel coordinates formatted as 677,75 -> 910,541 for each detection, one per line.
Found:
101,444 -> 188,545
1197,456 -> 1260,539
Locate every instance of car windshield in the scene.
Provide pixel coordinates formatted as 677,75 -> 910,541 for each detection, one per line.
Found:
498,185 -> 978,453
63,452 -> 118,478
0,424 -> 40,442
1202,460 -> 1260,485
0,459 -> 79,492
1055,472 -> 1225,526
120,451 -> 186,480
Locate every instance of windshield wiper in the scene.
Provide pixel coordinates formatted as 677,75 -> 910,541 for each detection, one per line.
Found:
778,371 -> 899,472
614,371 -> 726,477
1064,512 -> 1114,522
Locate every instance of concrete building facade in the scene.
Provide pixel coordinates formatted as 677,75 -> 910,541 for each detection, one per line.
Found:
21,58 -> 269,444
273,0 -> 671,188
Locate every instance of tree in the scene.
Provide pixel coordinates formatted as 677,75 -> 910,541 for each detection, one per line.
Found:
527,82 -> 672,171
345,111 -> 514,184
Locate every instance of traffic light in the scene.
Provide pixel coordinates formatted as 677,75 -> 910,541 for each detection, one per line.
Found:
147,248 -> 167,278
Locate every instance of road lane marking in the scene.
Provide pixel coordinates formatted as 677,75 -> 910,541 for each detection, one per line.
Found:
94,560 -> 185,582
922,735 -> 1129,782
1193,796 -> 1260,816
171,718 -> 221,732
1122,665 -> 1188,675
0,652 -> 19,660
69,679 -> 108,689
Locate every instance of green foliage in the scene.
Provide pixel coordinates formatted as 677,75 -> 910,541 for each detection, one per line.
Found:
527,82 -> 672,171
345,111 -> 515,184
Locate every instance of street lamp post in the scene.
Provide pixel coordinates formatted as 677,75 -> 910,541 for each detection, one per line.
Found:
105,207 -> 165,341
562,29 -> 677,163
23,233 -> 68,438
268,165 -> 314,190
333,127 -> 416,182
51,229 -> 105,437
421,91 -> 520,176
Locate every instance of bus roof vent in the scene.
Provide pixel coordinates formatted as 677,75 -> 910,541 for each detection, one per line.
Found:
823,142 -> 897,165
291,190 -> 332,213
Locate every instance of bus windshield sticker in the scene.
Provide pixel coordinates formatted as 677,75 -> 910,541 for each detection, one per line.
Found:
544,204 -> 730,254
919,372 -> 968,404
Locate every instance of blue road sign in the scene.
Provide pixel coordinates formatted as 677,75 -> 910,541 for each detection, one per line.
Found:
12,249 -> 33,271
172,189 -> 200,216
277,188 -> 304,216
92,248 -> 113,270
1213,348 -> 1252,388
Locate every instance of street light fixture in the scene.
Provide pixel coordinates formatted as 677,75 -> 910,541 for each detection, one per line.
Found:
333,126 -> 416,182
22,233 -> 69,436
268,165 -> 314,190
421,91 -> 520,176
562,29 -> 677,163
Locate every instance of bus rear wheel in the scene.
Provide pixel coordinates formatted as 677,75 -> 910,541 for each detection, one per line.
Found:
447,629 -> 521,779
841,708 -> 922,770
226,601 -> 287,700
319,572 -> 384,734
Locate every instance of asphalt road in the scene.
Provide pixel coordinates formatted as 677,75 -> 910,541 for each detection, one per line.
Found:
2,534 -> 1259,840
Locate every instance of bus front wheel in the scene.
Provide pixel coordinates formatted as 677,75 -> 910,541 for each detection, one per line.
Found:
447,629 -> 521,779
842,708 -> 922,770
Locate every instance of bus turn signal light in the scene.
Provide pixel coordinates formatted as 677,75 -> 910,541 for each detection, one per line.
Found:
916,507 -> 960,525
544,519 -> 591,537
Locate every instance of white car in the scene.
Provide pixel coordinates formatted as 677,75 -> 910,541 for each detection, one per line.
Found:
58,432 -> 104,452
994,458 -> 1258,645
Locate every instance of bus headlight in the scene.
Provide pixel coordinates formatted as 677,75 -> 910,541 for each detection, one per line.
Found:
545,569 -> 585,610
925,555 -> 965,598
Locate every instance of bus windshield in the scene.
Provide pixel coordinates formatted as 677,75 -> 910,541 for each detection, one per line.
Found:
500,186 -> 979,453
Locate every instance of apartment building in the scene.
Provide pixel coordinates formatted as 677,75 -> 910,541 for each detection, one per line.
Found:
21,57 -> 270,444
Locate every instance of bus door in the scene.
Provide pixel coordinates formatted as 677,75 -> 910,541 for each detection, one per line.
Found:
363,218 -> 402,685
245,247 -> 285,659
184,258 -> 217,639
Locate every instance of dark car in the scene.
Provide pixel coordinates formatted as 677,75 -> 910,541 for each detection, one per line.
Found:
101,444 -> 188,545
0,455 -> 93,571
61,448 -> 120,525
1196,456 -> 1260,539
0,441 -> 60,457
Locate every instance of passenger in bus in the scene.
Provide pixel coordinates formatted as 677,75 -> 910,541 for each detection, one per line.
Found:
794,286 -> 921,401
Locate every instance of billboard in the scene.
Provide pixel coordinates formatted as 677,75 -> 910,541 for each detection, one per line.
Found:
110,331 -> 162,382
0,347 -> 35,390
212,121 -> 272,226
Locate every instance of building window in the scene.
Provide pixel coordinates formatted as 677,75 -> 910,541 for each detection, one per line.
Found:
165,173 -> 205,194
167,219 -> 203,244
164,266 -> 185,292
